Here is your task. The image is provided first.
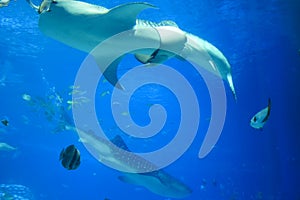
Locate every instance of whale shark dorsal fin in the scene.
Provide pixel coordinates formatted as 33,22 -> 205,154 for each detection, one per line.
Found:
111,135 -> 130,151
92,54 -> 125,89
107,3 -> 156,28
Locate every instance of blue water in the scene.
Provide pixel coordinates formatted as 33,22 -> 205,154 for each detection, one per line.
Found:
0,0 -> 299,199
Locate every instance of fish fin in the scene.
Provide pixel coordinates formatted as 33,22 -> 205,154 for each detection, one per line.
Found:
135,53 -> 153,64
141,170 -> 166,185
108,3 -> 156,29
118,173 -> 161,186
135,49 -> 172,64
175,55 -> 186,61
262,98 -> 271,123
93,55 -> 125,90
26,0 -> 39,12
59,148 -> 65,160
118,175 -> 134,184
226,73 -> 237,100
111,135 -> 130,151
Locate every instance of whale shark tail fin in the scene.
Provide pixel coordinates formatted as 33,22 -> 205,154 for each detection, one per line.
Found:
226,73 -> 237,100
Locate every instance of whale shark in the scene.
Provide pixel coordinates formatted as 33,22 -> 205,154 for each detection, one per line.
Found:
21,91 -> 191,198
68,126 -> 192,199
27,0 -> 237,99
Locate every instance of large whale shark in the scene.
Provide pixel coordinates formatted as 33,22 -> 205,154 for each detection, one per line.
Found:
27,0 -> 237,99
68,126 -> 192,199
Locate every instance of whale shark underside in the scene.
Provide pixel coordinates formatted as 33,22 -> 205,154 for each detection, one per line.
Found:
27,0 -> 237,99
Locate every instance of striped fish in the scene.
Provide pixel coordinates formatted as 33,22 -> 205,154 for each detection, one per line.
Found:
59,144 -> 81,170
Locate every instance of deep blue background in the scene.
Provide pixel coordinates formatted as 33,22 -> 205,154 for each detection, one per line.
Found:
1,0 -> 300,199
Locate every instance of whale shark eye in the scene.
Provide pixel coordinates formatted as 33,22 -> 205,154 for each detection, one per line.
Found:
253,117 -> 257,122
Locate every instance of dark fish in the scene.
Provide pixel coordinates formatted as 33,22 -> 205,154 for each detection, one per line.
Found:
1,119 -> 9,126
59,144 -> 80,170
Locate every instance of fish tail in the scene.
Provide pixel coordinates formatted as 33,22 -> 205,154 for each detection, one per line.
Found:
267,98 -> 271,114
26,0 -> 39,12
227,73 -> 237,101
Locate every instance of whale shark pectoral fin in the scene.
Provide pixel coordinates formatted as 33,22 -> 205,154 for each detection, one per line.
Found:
118,173 -> 165,194
108,3 -> 156,28
118,174 -> 140,185
135,53 -> 154,64
118,172 -> 191,198
93,55 -> 125,90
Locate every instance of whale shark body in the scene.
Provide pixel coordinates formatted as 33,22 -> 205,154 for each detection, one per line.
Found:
70,127 -> 192,198
27,0 -> 236,98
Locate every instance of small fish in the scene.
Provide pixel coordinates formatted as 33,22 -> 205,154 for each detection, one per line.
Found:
250,98 -> 271,130
101,90 -> 110,97
0,142 -> 16,151
22,94 -> 32,101
212,178 -> 218,187
0,0 -> 10,7
1,119 -> 9,126
59,145 -> 81,170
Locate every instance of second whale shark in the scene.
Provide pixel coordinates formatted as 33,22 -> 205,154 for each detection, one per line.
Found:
69,126 -> 192,199
27,0 -> 237,99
